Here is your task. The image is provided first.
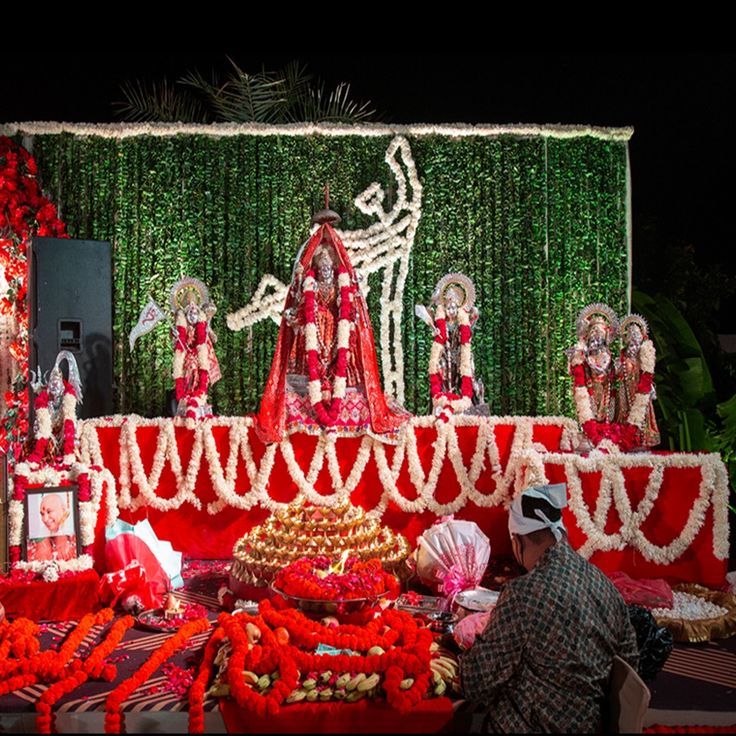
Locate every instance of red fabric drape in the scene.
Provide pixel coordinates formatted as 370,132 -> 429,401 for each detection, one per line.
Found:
0,569 -> 100,621
256,224 -> 405,442
219,696 -> 455,734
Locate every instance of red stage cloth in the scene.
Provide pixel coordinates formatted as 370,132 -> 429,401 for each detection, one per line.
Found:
86,419 -> 727,587
545,459 -> 727,589
0,569 -> 100,621
219,696 -> 455,734
91,421 -> 565,561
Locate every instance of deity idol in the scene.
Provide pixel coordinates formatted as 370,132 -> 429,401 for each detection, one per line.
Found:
256,209 -> 408,442
569,303 -> 619,424
616,314 -> 660,448
416,273 -> 488,418
169,278 -> 221,419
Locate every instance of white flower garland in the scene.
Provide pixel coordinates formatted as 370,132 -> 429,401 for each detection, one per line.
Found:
520,449 -> 730,566
625,339 -> 656,428
78,414 -> 577,518
13,554 -> 95,577
0,121 -> 634,141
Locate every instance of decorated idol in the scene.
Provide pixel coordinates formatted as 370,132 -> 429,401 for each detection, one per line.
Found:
129,277 -> 220,420
569,303 -> 618,427
616,313 -> 660,448
255,208 -> 408,442
416,273 -> 488,421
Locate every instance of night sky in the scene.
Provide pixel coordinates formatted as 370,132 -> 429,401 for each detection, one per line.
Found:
3,53 -> 734,328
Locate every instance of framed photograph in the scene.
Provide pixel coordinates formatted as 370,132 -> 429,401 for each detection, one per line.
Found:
22,486 -> 81,563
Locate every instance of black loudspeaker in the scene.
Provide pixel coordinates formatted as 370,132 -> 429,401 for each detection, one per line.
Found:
30,237 -> 114,418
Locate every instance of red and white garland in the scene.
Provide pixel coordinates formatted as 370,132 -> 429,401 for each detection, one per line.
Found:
173,306 -> 211,419
624,339 -> 656,428
303,268 -> 353,426
8,461 -> 118,574
26,380 -> 79,468
429,305 -> 473,422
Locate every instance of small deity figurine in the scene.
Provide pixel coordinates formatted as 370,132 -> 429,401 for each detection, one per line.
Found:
416,273 -> 488,419
568,303 -> 619,426
255,208 -> 408,441
128,277 -> 220,420
170,278 -> 221,419
616,314 -> 660,448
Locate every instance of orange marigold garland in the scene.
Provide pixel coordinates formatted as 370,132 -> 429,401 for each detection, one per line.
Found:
188,626 -> 225,734
35,614 -> 134,734
203,600 -> 446,717
104,617 -> 210,734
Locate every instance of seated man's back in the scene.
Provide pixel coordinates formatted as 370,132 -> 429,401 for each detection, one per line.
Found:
460,485 -> 638,733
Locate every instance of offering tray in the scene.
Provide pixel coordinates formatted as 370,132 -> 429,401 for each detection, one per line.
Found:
270,583 -> 378,615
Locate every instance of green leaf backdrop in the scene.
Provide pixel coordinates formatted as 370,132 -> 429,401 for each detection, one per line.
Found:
24,126 -> 630,418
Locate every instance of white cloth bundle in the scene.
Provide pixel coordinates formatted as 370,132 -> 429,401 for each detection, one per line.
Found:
416,519 -> 490,598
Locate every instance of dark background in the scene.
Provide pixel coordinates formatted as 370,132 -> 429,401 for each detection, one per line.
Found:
2,52 -> 733,329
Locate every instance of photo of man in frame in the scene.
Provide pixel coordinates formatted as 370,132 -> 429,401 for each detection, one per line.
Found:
24,487 -> 80,563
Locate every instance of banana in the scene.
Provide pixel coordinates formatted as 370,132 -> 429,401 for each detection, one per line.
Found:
333,688 -> 347,700
306,689 -> 319,702
367,646 -> 385,656
430,661 -> 455,681
400,678 -> 414,690
434,680 -> 447,696
435,655 -> 458,670
346,690 -> 366,703
346,673 -> 366,691
320,670 -> 333,683
335,673 -> 351,689
432,670 -> 443,686
429,641 -> 440,653
319,688 -> 333,701
271,671 -> 280,681
257,675 -> 271,690
286,689 -> 307,703
302,678 -> 317,691
207,683 -> 230,698
243,671 -> 259,686
357,674 -> 380,692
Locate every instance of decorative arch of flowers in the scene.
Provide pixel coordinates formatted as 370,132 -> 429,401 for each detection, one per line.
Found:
0,136 -> 68,461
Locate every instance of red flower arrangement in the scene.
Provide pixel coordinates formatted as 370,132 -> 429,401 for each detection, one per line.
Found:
0,136 -> 67,461
274,556 -> 400,602
104,616 -> 210,734
582,419 -> 641,453
190,600 -> 441,728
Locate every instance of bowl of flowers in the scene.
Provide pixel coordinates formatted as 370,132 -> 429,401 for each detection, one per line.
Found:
272,553 -> 400,615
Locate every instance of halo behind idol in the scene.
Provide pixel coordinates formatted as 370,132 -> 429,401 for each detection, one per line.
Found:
432,273 -> 476,311
620,313 -> 650,340
576,302 -> 619,341
169,277 -> 210,313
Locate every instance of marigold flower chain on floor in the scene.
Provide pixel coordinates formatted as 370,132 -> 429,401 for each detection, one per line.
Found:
104,616 -> 210,734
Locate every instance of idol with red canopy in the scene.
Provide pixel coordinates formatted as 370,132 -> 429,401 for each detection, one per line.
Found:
256,206 -> 409,443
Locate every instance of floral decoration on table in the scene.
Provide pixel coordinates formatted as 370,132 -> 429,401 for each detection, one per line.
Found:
187,600 -> 457,730
273,554 -> 400,603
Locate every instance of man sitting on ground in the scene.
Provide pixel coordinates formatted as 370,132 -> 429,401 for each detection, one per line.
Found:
460,483 -> 639,733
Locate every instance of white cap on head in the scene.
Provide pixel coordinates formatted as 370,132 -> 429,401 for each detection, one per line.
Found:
508,483 -> 567,542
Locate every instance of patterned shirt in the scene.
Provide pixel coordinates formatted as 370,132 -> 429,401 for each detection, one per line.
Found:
460,540 -> 638,733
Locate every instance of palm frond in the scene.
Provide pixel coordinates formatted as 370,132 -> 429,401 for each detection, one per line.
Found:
295,80 -> 377,124
114,78 -> 207,123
